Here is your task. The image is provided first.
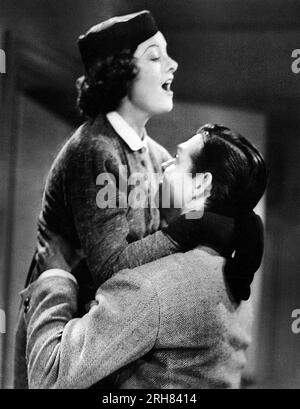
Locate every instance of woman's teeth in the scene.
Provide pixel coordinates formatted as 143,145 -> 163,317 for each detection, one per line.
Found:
162,80 -> 172,92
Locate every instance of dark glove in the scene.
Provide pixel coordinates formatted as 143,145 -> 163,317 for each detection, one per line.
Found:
162,210 -> 236,257
163,209 -> 264,303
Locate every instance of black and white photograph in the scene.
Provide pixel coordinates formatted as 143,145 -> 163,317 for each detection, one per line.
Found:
0,0 -> 300,393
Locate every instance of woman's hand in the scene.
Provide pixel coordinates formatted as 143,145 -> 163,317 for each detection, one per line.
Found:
36,227 -> 84,274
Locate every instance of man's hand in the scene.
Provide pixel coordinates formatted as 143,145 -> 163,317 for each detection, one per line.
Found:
36,227 -> 84,274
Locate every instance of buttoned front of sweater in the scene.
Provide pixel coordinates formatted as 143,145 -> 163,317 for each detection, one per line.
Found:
39,113 -> 176,287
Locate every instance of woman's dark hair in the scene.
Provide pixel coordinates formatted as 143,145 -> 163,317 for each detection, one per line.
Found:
191,123 -> 268,301
76,49 -> 138,118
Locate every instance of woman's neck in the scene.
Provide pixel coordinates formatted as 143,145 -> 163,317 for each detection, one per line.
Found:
117,103 -> 150,139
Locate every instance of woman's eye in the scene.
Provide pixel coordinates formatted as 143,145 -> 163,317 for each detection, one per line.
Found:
150,55 -> 160,61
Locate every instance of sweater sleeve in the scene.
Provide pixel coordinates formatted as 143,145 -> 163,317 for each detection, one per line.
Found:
66,137 -> 179,287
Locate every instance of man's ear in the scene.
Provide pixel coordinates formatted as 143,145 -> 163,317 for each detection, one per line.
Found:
194,172 -> 212,199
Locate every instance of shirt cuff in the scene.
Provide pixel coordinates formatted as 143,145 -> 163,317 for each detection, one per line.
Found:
38,269 -> 78,286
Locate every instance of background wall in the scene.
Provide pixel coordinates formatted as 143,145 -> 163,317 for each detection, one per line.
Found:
1,0 -> 300,389
0,27 -> 7,389
0,95 -> 72,388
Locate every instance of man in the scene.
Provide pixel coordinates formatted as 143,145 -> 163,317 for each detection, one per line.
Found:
21,125 -> 266,388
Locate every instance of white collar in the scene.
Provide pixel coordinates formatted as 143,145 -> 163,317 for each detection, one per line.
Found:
106,111 -> 148,152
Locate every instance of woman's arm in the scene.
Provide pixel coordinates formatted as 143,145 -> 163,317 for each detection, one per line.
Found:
66,137 -> 179,287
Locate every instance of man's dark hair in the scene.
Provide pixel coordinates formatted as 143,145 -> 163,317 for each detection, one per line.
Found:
76,50 -> 138,119
190,123 -> 267,301
190,123 -> 267,217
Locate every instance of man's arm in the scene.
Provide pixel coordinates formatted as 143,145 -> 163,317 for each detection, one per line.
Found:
66,138 -> 179,286
22,269 -> 159,389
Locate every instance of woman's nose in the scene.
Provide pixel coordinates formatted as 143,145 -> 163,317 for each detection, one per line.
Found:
162,158 -> 176,172
168,56 -> 178,73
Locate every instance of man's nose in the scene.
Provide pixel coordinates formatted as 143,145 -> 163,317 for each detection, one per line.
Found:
161,158 -> 176,172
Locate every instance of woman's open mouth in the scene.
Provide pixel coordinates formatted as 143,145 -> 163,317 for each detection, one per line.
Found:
161,79 -> 173,94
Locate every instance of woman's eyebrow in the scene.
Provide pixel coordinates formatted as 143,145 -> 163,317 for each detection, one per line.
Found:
144,41 -> 167,54
144,44 -> 160,53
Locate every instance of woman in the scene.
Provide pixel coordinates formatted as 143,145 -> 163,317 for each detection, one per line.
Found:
34,10 -> 231,292
14,10 -> 235,388
26,124 -> 267,389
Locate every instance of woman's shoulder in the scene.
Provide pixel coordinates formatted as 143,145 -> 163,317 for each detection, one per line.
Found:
62,116 -> 126,167
47,117 -> 122,178
68,115 -> 118,152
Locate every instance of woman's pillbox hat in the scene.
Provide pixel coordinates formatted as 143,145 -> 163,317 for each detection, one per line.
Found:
78,10 -> 158,72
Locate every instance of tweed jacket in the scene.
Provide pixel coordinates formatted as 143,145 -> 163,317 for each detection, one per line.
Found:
14,113 -> 178,389
21,246 -> 252,389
